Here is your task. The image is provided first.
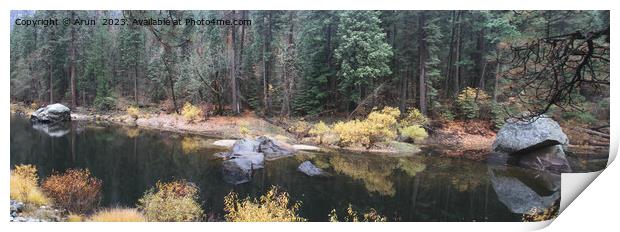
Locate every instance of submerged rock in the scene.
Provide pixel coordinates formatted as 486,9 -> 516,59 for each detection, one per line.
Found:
30,103 -> 71,123
297,161 -> 325,177
492,116 -> 568,154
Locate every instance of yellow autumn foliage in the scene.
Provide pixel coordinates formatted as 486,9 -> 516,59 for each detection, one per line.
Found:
224,186 -> 306,222
181,102 -> 203,123
10,165 -> 50,206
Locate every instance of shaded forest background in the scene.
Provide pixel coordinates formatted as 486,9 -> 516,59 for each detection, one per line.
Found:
9,10 -> 610,125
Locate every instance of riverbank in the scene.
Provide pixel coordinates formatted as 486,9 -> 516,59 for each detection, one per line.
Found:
11,102 -> 608,160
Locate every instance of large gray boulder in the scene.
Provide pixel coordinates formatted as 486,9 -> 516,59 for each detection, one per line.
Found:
297,161 -> 325,177
492,116 -> 568,154
31,103 -> 71,123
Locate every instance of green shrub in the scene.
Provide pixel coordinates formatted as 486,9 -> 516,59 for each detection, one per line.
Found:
328,204 -> 386,222
94,96 -> 115,111
137,180 -> 203,222
181,102 -> 204,123
42,169 -> 102,214
224,186 -> 305,222
400,125 -> 428,142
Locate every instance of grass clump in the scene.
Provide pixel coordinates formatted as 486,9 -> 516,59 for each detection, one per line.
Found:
328,204 -> 386,222
127,106 -> 140,119
89,208 -> 146,222
224,186 -> 306,222
42,169 -> 102,214
66,213 -> 84,222
181,102 -> 204,123
137,180 -> 203,222
10,164 -> 50,206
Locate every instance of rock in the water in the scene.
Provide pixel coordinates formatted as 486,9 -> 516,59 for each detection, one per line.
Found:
517,145 -> 571,174
232,139 -> 261,154
229,152 -> 265,169
257,136 -> 295,160
492,116 -> 568,154
297,161 -> 325,176
30,103 -> 71,123
221,158 -> 254,185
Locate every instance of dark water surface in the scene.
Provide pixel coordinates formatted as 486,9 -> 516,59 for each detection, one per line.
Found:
10,116 -> 584,222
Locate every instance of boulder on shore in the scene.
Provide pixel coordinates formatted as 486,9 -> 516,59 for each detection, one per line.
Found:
490,115 -> 571,174
31,103 -> 71,123
297,161 -> 325,177
492,116 -> 568,154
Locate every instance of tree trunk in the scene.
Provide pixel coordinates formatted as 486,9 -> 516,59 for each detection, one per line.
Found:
418,12 -> 428,115
229,10 -> 240,115
445,11 -> 457,97
453,11 -> 463,96
69,11 -> 77,108
49,63 -> 53,104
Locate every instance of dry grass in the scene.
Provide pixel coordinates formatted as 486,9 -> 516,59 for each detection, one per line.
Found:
10,164 -> 50,206
88,208 -> 146,222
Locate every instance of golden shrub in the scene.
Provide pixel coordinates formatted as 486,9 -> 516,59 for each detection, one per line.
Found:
126,106 -> 140,119
42,169 -> 102,214
401,108 -> 429,127
333,107 -> 400,148
224,186 -> 306,222
238,121 -> 251,138
308,121 -> 331,144
89,208 -> 146,222
400,125 -> 428,142
328,204 -> 386,222
181,102 -> 204,123
333,120 -> 371,147
10,165 -> 49,206
137,180 -> 203,222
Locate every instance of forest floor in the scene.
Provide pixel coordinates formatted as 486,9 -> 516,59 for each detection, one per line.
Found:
11,102 -> 608,160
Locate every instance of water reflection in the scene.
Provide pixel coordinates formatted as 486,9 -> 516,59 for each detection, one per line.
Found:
10,116 -> 562,221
